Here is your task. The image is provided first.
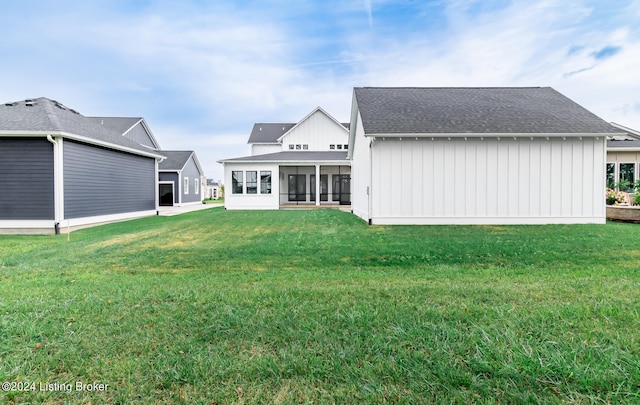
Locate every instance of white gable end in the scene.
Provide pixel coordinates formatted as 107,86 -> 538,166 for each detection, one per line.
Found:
279,108 -> 348,152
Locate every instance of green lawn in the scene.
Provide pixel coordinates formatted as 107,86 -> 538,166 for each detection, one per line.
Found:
1,208 -> 639,404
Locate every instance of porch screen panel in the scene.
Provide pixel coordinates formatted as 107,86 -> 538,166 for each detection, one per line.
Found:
288,174 -> 306,201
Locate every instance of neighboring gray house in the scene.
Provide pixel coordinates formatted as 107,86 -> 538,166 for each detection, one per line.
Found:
159,151 -> 205,206
0,98 -> 165,234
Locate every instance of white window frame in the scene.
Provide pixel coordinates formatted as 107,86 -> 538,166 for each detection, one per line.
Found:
184,177 -> 189,194
194,178 -> 200,195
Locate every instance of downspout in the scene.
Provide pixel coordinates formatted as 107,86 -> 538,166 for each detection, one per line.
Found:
46,135 -> 61,234
368,138 -> 374,225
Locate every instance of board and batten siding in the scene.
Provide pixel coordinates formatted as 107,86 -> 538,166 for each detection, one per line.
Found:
367,136 -> 605,224
0,137 -> 54,220
252,144 -> 282,155
63,140 -> 156,219
350,111 -> 372,222
282,110 -> 348,151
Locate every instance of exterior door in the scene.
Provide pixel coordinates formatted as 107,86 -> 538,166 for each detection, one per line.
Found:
159,183 -> 174,206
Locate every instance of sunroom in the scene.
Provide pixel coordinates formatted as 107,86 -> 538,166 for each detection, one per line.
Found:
220,151 -> 350,210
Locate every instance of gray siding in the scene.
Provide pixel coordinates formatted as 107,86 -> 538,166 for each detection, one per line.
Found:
159,172 -> 179,204
181,157 -> 202,203
0,137 -> 54,219
63,140 -> 155,219
124,122 -> 157,149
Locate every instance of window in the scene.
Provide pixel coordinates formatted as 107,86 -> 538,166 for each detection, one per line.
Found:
606,163 -> 615,188
330,144 -> 335,150
337,144 -> 343,150
296,144 -> 301,150
343,144 -> 349,150
246,171 -> 257,194
232,171 -> 243,194
194,178 -> 200,195
260,171 -> 272,194
303,144 -> 309,150
619,163 -> 635,191
184,177 -> 189,194
289,144 -> 295,150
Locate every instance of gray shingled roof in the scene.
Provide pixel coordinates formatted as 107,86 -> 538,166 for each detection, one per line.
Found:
158,150 -> 195,171
88,117 -> 142,135
219,151 -> 349,163
248,122 -> 350,144
607,139 -> 640,149
0,98 -> 163,156
247,123 -> 296,144
354,87 -> 622,135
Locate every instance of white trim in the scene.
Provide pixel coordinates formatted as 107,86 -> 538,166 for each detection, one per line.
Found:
0,220 -> 55,230
607,147 -> 640,152
60,210 -> 157,230
611,122 -> 640,138
184,176 -> 189,195
370,216 -> 606,225
159,181 -> 175,206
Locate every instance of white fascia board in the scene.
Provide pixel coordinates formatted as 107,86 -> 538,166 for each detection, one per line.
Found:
365,132 -> 624,139
611,122 -> 640,138
607,147 -> 640,152
222,159 -> 350,165
0,131 -> 166,159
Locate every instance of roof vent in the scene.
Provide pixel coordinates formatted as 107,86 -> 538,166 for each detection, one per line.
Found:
4,102 -> 15,107
25,100 -> 35,107
259,127 -> 262,131
282,126 -> 285,130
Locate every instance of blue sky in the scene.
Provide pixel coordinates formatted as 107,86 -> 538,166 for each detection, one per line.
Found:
1,0 -> 639,180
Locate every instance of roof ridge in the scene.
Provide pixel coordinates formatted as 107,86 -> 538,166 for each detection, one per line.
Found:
41,98 -> 63,131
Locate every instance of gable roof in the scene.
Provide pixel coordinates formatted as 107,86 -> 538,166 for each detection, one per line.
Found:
88,117 -> 141,134
159,150 -> 204,175
353,87 -> 623,136
89,116 -> 161,150
276,107 -> 349,142
0,98 -> 164,158
247,107 -> 349,144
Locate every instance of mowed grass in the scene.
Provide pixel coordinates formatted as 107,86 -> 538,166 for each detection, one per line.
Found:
1,208 -> 639,404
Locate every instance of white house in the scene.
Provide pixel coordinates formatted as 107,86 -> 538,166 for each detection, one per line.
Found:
348,87 -> 623,225
219,107 -> 351,210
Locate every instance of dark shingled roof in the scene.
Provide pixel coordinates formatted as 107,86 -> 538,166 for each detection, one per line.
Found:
607,139 -> 640,148
0,98 -> 162,156
354,87 -> 621,135
248,122 -> 351,144
88,117 -> 142,135
159,150 -> 195,171
219,151 -> 349,163
247,123 -> 296,144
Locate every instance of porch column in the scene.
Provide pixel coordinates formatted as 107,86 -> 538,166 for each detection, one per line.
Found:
315,164 -> 320,206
